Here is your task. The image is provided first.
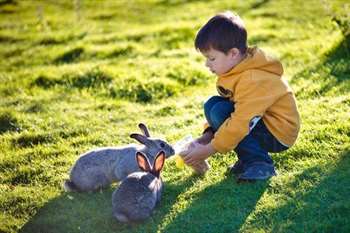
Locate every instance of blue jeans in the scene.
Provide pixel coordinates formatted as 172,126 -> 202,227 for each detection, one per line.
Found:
204,96 -> 288,165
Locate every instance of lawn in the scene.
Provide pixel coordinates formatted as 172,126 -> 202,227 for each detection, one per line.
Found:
0,0 -> 349,232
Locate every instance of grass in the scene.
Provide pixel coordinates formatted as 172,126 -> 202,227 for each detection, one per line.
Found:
0,0 -> 349,232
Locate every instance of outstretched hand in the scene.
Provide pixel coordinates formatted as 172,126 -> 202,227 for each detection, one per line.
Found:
180,141 -> 216,167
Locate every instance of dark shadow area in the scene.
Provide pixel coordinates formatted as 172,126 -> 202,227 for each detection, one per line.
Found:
19,175 -> 203,233
324,36 -> 350,81
238,0 -> 271,15
19,188 -> 114,233
0,0 -> 16,7
37,32 -> 87,46
32,68 -> 113,90
54,47 -> 84,64
241,150 -> 350,232
12,132 -> 55,148
0,111 -> 21,134
155,0 -> 211,7
161,176 -> 269,233
291,36 -> 350,99
248,34 -> 275,45
0,34 -> 23,43
250,0 -> 270,9
106,45 -> 134,59
90,13 -> 118,21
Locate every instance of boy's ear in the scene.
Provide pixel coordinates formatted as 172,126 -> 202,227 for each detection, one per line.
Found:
228,48 -> 240,58
136,152 -> 151,172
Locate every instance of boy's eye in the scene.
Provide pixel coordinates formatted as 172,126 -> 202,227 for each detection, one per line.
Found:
208,57 -> 215,61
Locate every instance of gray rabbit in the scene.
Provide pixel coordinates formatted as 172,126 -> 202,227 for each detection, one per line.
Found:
63,123 -> 174,192
112,150 -> 165,223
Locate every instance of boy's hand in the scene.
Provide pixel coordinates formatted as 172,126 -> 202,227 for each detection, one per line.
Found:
180,142 -> 216,167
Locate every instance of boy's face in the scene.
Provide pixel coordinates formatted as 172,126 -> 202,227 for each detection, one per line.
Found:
201,48 -> 242,76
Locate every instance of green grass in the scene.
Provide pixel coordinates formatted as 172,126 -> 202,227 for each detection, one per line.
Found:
0,0 -> 349,232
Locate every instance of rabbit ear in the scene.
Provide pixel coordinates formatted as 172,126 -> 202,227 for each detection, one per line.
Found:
130,133 -> 149,145
136,152 -> 151,172
138,123 -> 150,137
152,151 -> 165,177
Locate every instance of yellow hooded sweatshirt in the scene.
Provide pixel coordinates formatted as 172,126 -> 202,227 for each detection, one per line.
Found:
210,47 -> 300,153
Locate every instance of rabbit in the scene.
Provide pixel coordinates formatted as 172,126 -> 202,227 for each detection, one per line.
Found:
63,123 -> 174,192
112,150 -> 165,223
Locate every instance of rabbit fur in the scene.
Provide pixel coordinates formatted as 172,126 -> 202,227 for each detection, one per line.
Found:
112,150 -> 165,223
63,123 -> 174,192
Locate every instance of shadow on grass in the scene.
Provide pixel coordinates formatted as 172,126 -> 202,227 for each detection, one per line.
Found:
19,169 -> 269,233
291,35 -> 350,99
323,36 -> 350,82
160,176 -> 269,233
19,175 -> 203,233
241,150 -> 350,232
17,150 -> 350,233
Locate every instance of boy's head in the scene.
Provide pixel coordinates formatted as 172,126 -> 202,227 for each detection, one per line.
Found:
195,12 -> 248,75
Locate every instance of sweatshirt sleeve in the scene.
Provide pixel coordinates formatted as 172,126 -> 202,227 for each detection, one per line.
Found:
211,72 -> 285,153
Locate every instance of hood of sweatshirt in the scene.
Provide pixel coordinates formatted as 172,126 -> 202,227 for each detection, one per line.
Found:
219,47 -> 284,78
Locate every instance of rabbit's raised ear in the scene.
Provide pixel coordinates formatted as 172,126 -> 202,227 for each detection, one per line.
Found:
138,123 -> 150,137
136,152 -> 151,172
130,133 -> 149,145
152,151 -> 165,177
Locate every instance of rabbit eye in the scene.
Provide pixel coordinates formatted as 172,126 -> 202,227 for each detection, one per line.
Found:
160,142 -> 165,148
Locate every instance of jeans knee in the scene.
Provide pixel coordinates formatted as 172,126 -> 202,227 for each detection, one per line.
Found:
204,96 -> 225,113
204,96 -> 225,122
209,101 -> 234,130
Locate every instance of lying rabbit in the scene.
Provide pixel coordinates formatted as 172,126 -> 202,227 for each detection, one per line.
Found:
112,150 -> 165,223
63,123 -> 174,192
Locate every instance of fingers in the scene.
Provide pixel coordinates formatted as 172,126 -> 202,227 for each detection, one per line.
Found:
183,156 -> 191,164
183,154 -> 198,167
179,148 -> 189,157
183,154 -> 191,164
186,160 -> 200,167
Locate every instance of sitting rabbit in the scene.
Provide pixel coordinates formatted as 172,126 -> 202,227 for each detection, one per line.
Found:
112,150 -> 165,223
63,123 -> 174,192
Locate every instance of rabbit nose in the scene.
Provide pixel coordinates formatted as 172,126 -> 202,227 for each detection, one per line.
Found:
170,147 -> 175,156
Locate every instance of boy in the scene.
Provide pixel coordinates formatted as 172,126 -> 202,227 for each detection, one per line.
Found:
180,11 -> 300,181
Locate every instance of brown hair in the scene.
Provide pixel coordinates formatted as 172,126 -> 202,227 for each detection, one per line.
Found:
195,11 -> 247,54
